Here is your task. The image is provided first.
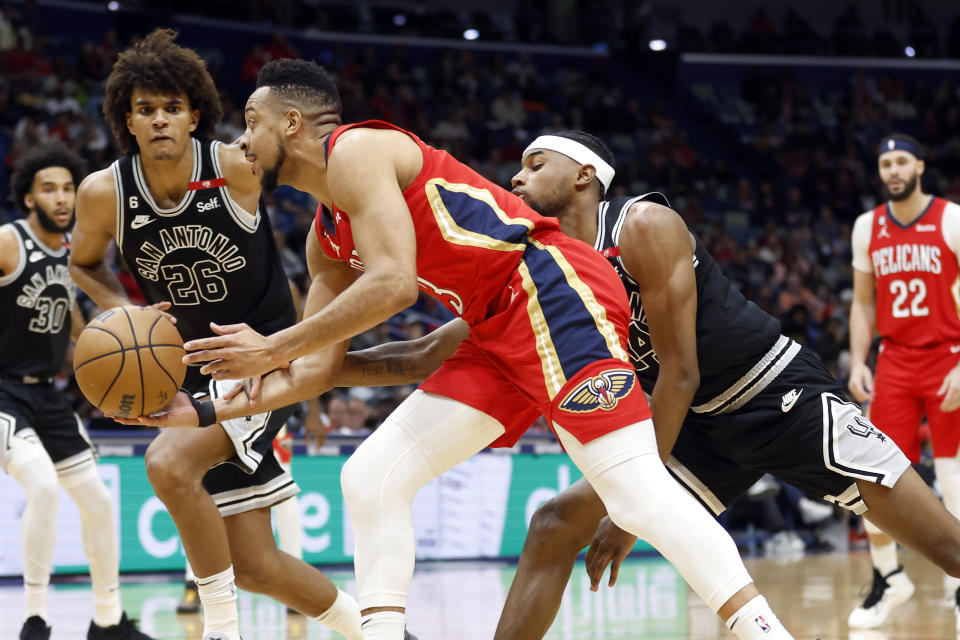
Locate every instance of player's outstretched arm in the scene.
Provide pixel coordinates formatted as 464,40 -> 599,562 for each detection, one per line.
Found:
124,227 -> 358,426
334,318 -> 469,387
184,129 -> 421,378
619,202 -> 700,463
69,170 -> 133,310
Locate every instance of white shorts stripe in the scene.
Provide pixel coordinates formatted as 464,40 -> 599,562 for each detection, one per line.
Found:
820,393 -> 911,510
666,455 -> 726,516
210,471 -> 299,517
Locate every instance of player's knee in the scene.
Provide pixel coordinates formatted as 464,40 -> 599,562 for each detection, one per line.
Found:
30,471 -> 60,509
527,496 -> 595,552
340,454 -> 376,516
232,552 -> 280,594
144,439 -> 202,498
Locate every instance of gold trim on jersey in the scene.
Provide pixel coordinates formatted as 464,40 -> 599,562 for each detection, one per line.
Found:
528,237 -> 628,363
518,258 -> 566,398
424,178 -> 533,252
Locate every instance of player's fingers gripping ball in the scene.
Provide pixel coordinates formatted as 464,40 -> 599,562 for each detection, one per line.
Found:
74,305 -> 187,418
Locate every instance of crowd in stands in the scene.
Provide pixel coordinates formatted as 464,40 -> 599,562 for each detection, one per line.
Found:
1,2 -> 958,454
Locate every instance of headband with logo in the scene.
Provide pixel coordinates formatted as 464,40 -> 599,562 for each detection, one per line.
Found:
878,137 -> 923,160
523,135 -> 615,192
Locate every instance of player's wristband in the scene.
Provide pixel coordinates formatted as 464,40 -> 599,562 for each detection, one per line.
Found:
181,389 -> 218,427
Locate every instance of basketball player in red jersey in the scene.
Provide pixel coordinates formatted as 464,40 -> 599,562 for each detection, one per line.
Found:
143,59 -> 797,640
848,134 -> 960,629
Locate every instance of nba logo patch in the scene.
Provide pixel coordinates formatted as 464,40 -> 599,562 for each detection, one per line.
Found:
754,615 -> 772,633
558,369 -> 635,413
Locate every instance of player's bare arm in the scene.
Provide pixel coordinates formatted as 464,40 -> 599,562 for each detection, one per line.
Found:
217,139 -> 261,214
125,222 -> 357,427
849,267 -> 877,403
69,169 -> 130,310
334,318 -> 469,387
69,170 -> 175,321
184,128 -> 421,379
0,225 -> 20,276
618,202 -> 699,462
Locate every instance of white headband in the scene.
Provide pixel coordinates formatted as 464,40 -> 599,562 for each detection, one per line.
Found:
523,135 -> 615,192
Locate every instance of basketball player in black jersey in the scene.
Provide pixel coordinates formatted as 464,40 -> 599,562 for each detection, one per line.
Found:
281,130 -> 960,638
3,143 -> 151,639
68,30 -> 364,640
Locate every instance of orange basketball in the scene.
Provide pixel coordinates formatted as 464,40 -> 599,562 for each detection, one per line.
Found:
73,306 -> 186,419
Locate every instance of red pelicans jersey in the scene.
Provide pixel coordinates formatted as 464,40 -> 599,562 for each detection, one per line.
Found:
315,120 -> 561,325
852,196 -> 960,347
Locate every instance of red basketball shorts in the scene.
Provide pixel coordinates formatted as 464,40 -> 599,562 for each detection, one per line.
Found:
419,230 -> 651,448
870,340 -> 960,461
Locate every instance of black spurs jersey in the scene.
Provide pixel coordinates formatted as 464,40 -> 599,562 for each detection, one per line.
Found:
0,220 -> 76,378
596,194 -> 786,414
112,138 -> 296,342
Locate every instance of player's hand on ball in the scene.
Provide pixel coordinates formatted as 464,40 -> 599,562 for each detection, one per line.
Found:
847,362 -> 874,404
585,516 -> 637,591
109,391 -> 198,428
937,365 -> 960,412
147,300 -> 177,325
182,322 -> 285,379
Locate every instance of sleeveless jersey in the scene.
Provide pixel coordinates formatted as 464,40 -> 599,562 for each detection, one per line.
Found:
113,138 -> 296,341
314,120 -> 561,325
858,197 -> 960,347
0,220 -> 76,378
596,195 -> 783,410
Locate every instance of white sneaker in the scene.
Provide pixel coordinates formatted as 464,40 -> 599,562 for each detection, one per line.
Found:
764,530 -> 805,556
848,567 -> 914,629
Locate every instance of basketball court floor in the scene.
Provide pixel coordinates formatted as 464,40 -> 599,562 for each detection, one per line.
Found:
1,549 -> 957,639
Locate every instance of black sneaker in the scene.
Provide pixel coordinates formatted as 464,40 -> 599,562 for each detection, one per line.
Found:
177,581 -> 201,614
20,616 -> 51,640
87,612 -> 154,639
404,629 -> 418,640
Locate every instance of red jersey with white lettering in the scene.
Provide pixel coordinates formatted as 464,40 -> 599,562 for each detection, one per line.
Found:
858,197 -> 960,347
314,120 -> 561,325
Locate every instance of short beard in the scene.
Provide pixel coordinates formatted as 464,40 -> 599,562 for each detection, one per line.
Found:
883,174 -> 918,202
259,138 -> 287,196
34,202 -> 74,233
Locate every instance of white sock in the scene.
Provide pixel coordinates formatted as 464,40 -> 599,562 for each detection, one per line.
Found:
727,595 -> 794,640
196,565 -> 240,640
314,589 -> 362,640
359,611 -> 405,640
59,461 -> 122,627
7,436 -> 59,624
185,559 -> 195,583
869,540 -> 900,576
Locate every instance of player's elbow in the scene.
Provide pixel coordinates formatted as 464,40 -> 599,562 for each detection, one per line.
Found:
380,271 -> 419,310
665,362 -> 699,398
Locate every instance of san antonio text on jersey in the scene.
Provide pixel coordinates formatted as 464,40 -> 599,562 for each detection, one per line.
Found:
596,194 -> 793,415
112,138 -> 295,341
0,220 -> 77,379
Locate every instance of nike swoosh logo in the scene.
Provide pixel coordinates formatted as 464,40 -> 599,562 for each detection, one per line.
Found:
781,389 -> 802,412
131,218 -> 155,229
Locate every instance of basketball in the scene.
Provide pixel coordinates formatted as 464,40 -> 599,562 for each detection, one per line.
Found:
73,306 -> 186,419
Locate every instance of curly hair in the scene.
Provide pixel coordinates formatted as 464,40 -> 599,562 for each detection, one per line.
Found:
256,59 -> 342,114
103,28 -> 222,155
10,142 -> 87,215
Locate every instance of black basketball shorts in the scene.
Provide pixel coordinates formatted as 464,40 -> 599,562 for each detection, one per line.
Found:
666,347 -> 912,516
183,367 -> 299,517
0,380 -> 96,473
